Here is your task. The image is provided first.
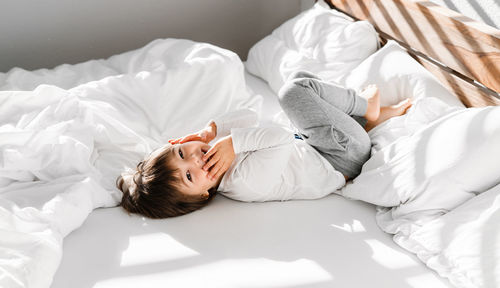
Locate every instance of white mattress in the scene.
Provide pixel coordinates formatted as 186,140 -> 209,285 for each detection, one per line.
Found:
50,71 -> 453,288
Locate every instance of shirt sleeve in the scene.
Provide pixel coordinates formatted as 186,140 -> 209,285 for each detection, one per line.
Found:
230,126 -> 295,154
209,108 -> 259,137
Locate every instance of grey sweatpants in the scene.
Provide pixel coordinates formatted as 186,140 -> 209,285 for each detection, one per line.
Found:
278,71 -> 371,178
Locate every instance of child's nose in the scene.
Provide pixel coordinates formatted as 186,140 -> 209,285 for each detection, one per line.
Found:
189,153 -> 204,167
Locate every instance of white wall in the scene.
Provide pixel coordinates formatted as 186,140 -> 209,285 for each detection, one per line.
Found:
0,0 -> 305,72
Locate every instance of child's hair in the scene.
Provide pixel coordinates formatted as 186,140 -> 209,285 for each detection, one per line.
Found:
116,144 -> 216,218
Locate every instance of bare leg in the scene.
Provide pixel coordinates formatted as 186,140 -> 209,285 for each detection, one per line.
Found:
365,98 -> 413,131
359,84 -> 380,122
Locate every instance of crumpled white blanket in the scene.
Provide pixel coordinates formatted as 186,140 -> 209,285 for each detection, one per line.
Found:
340,97 -> 500,287
342,97 -> 500,230
0,38 -> 260,288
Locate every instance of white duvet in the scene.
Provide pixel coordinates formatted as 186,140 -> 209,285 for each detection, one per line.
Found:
0,38 -> 260,288
341,97 -> 500,288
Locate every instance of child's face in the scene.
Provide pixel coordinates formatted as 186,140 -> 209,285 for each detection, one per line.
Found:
170,141 -> 219,197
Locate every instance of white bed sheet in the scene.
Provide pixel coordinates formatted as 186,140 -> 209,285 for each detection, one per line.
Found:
50,71 -> 454,288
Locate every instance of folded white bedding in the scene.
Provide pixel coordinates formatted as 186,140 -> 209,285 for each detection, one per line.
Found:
340,98 -> 500,287
0,38 -> 260,288
344,101 -> 500,229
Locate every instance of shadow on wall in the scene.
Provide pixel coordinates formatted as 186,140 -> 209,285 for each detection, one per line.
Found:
439,0 -> 499,29
335,0 -> 500,107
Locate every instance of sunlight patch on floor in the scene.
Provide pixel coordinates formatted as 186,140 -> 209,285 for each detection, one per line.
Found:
330,219 -> 366,233
119,233 -> 199,267
99,258 -> 332,288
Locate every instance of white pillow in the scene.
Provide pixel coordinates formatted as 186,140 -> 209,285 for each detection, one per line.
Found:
245,1 -> 378,94
402,183 -> 500,288
340,40 -> 465,107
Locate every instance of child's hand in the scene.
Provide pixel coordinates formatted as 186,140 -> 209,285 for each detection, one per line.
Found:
168,121 -> 217,144
202,135 -> 235,180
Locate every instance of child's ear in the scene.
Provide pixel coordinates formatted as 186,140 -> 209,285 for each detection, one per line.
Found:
201,191 -> 210,199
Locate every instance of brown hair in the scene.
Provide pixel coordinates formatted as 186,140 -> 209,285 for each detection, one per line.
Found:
116,144 -> 216,218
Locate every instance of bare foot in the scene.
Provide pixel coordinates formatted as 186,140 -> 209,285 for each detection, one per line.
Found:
360,85 -> 380,122
366,98 -> 412,131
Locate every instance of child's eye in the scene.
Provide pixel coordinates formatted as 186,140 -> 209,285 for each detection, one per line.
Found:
186,171 -> 192,182
179,149 -> 184,159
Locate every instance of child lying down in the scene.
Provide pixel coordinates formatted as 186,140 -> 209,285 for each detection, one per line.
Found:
117,71 -> 412,218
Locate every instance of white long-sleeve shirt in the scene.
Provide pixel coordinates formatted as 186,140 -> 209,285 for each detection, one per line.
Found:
212,109 -> 346,202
